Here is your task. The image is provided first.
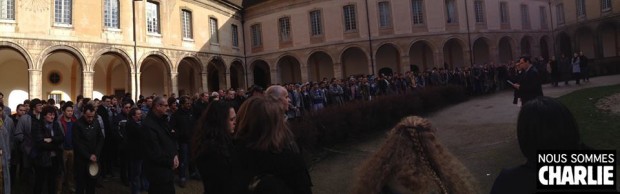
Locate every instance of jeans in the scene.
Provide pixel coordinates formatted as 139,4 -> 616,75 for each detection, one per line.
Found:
129,159 -> 148,194
178,143 -> 189,182
58,150 -> 75,193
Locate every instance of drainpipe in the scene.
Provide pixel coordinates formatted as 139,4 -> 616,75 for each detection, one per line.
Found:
364,0 -> 375,75
132,0 -> 139,100
548,0 -> 557,57
241,10 -> 249,89
464,0 -> 473,66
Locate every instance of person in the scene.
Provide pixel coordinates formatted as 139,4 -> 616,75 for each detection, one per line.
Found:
0,92 -> 11,117
31,106 -> 64,194
73,104 -> 104,194
510,57 -> 543,104
191,101 -> 236,193
265,85 -> 290,112
142,96 -> 178,194
15,98 -> 44,190
572,52 -> 582,85
232,96 -> 312,194
171,96 -> 196,187
579,51 -> 589,82
491,97 -> 587,193
548,56 -> 559,87
57,104 -> 78,194
352,116 -> 477,194
0,106 -> 13,194
126,107 -> 148,194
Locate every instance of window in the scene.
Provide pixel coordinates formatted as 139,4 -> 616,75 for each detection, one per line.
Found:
411,0 -> 424,24
251,24 -> 262,47
104,0 -> 119,28
474,0 -> 485,23
576,0 -> 586,17
310,10 -> 322,36
520,5 -> 529,28
181,10 -> 192,39
0,0 -> 15,20
602,0 -> 612,12
146,1 -> 159,34
445,0 -> 457,23
378,1 -> 391,27
343,5 -> 357,31
209,17 -> 218,43
232,24 -> 239,47
54,0 -> 72,25
279,17 -> 291,41
540,6 -> 547,29
556,4 -> 565,24
499,2 -> 508,24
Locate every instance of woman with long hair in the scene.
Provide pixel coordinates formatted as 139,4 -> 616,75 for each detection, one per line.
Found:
233,96 -> 312,194
352,116 -> 478,194
191,101 -> 236,194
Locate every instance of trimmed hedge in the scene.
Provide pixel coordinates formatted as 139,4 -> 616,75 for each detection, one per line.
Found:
290,85 -> 468,152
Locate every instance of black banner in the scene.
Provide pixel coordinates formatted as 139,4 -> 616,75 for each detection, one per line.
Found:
537,150 -> 617,192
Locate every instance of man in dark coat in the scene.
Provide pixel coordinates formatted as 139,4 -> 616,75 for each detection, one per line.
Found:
170,96 -> 196,187
73,104 -> 104,194
126,107 -> 147,194
96,96 -> 116,178
142,96 -> 178,194
511,56 -> 543,104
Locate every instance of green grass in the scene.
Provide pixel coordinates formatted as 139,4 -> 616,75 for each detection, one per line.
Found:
558,84 -> 620,150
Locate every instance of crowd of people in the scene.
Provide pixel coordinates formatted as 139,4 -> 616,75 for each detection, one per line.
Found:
0,85 -> 313,194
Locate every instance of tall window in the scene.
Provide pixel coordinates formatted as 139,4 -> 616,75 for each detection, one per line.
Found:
181,10 -> 192,39
0,0 -> 15,20
104,0 -> 119,28
310,10 -> 322,36
146,1 -> 159,34
576,0 -> 586,17
343,5 -> 357,31
520,5 -> 529,28
411,0 -> 424,24
279,17 -> 291,41
445,0 -> 457,23
474,0 -> 485,23
556,4 -> 565,24
602,0 -> 612,12
499,2 -> 508,24
540,6 -> 547,29
251,24 -> 262,47
54,0 -> 72,25
231,24 -> 239,47
378,1 -> 391,27
209,17 -> 218,43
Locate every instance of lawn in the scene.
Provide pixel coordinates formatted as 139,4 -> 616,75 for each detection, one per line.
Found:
558,84 -> 620,150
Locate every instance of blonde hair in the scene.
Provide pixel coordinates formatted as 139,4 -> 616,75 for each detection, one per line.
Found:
352,116 -> 478,194
235,96 -> 295,152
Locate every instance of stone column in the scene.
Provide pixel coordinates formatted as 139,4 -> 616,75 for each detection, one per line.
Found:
201,72 -> 208,92
400,55 -> 410,73
463,50 -> 472,68
225,69 -> 232,90
489,46 -> 499,64
300,63 -> 309,83
131,72 -> 139,100
171,72 -> 178,96
271,68 -> 279,85
29,69 -> 43,100
333,62 -> 343,79
82,71 -> 94,98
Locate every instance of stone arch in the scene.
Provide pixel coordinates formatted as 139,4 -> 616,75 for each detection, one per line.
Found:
38,45 -> 87,71
174,53 -> 203,72
472,37 -> 491,65
409,40 -> 436,71
498,36 -> 515,64
140,54 -> 173,96
276,55 -> 302,84
442,38 -> 466,69
520,35 -> 533,57
230,59 -> 246,90
250,59 -> 271,88
91,49 -> 133,98
0,41 -> 32,108
338,44 -> 370,64
40,46 -> 87,101
575,26 -> 596,58
597,22 -> 619,57
539,35 -> 551,59
0,41 -> 34,69
89,47 -> 134,73
340,46 -> 370,77
556,32 -> 572,57
178,56 -> 203,96
207,57 -> 227,91
307,50 -> 335,81
375,43 -> 401,75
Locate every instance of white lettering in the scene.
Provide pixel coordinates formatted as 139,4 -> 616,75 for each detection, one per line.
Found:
603,166 -> 614,185
587,166 -> 598,185
539,166 -> 548,185
573,166 -> 587,185
561,165 -> 574,185
549,166 -> 563,185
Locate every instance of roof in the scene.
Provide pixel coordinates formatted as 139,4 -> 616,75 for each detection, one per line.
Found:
221,0 -> 266,8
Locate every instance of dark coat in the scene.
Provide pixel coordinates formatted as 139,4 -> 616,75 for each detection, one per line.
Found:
231,145 -> 312,194
31,120 -> 64,168
519,66 -> 543,104
196,138 -> 234,194
142,111 -> 178,184
490,163 -> 537,194
170,108 -> 195,144
125,118 -> 144,160
72,117 -> 104,173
